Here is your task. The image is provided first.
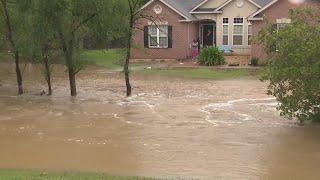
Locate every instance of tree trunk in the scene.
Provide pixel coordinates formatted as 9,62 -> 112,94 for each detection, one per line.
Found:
44,58 -> 52,96
42,45 -> 52,96
68,69 -> 77,97
66,45 -> 77,97
14,51 -> 23,95
66,52 -> 76,97
124,17 -> 134,97
1,0 -> 23,95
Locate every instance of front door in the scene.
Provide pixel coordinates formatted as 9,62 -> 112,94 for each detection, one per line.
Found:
202,24 -> 215,47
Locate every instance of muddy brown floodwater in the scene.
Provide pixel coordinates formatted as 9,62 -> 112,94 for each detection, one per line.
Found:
0,63 -> 320,179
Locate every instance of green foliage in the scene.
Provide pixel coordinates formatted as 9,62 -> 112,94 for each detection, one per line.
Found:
259,7 -> 320,123
0,0 -> 32,58
250,57 -> 259,66
0,7 -> 4,49
81,49 -> 125,69
197,46 -> 226,66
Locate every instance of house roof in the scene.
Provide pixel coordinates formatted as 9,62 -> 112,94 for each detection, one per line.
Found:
142,0 -> 277,21
162,0 -> 203,20
191,0 -> 274,12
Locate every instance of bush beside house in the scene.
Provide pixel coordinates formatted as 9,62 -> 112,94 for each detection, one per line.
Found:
197,47 -> 226,66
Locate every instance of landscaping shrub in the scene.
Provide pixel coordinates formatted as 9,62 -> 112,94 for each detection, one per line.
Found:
259,7 -> 320,123
197,46 -> 226,66
250,57 -> 259,66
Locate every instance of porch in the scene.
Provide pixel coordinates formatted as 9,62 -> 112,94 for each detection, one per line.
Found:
196,20 -> 252,66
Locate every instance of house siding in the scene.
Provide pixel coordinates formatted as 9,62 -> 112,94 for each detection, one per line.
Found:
194,0 -> 259,55
216,0 -> 259,55
134,0 -> 319,62
251,0 -> 319,62
131,0 -> 198,60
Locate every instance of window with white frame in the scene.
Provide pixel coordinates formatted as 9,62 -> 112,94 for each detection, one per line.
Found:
277,23 -> 288,32
274,19 -> 291,51
233,17 -> 244,45
148,25 -> 168,48
222,18 -> 229,45
276,18 -> 291,32
248,24 -> 252,45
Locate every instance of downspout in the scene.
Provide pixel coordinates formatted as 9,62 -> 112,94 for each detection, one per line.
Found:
187,23 -> 190,59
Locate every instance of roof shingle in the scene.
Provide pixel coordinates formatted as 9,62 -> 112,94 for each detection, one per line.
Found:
160,0 -> 275,20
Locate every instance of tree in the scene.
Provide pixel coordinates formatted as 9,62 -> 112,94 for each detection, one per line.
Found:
32,1 -> 59,96
259,7 -> 320,123
0,0 -> 25,94
19,0 -> 57,95
122,0 -> 156,96
47,0 -> 118,96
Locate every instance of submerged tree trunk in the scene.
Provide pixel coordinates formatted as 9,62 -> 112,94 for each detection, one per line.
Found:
14,51 -> 23,94
42,45 -> 52,95
1,0 -> 23,95
58,29 -> 77,97
68,68 -> 77,97
44,58 -> 52,95
124,15 -> 134,97
67,41 -> 77,97
124,43 -> 132,97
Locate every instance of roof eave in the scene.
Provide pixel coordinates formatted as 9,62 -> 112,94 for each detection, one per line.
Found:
189,0 -> 209,13
190,11 -> 222,14
249,0 -> 279,19
140,0 -> 192,22
248,17 -> 263,21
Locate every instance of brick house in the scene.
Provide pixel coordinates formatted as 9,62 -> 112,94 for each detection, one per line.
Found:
131,0 -> 318,63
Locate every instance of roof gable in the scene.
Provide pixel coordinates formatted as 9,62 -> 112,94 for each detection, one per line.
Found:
141,0 -> 202,21
248,0 -> 278,20
141,0 -> 279,21
190,0 -> 275,14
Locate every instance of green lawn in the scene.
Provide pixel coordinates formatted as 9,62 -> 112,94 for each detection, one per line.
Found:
1,49 -> 260,80
0,52 -> 10,62
135,68 -> 254,80
0,170 -> 154,180
81,49 -> 125,69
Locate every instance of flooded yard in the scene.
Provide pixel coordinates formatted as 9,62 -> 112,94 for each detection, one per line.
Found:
0,63 -> 320,179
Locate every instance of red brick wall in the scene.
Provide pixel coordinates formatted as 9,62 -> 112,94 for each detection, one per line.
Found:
251,0 -> 319,61
131,0 -> 198,60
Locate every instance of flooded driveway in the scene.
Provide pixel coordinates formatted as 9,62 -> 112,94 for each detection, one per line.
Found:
0,63 -> 320,179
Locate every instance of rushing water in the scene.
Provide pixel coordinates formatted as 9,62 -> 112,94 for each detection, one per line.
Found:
0,63 -> 320,179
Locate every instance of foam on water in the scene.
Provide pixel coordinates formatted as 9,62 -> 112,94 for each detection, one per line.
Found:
200,97 -> 280,126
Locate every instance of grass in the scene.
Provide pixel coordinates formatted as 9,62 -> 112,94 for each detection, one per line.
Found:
0,49 -> 260,80
80,49 -> 259,79
0,170 -> 155,180
0,52 -> 8,62
81,49 -> 125,69
135,68 -> 254,80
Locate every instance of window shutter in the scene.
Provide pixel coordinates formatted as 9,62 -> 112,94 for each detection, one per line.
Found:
272,24 -> 277,33
168,26 -> 173,48
144,26 -> 149,48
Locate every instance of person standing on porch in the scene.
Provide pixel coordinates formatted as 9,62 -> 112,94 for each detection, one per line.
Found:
191,39 -> 199,64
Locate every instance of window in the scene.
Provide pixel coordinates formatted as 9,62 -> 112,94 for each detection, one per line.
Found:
222,18 -> 229,45
273,20 -> 291,51
248,24 -> 252,45
148,25 -> 168,48
277,23 -> 287,32
276,18 -> 291,32
234,17 -> 243,24
223,18 -> 229,24
233,17 -> 243,45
